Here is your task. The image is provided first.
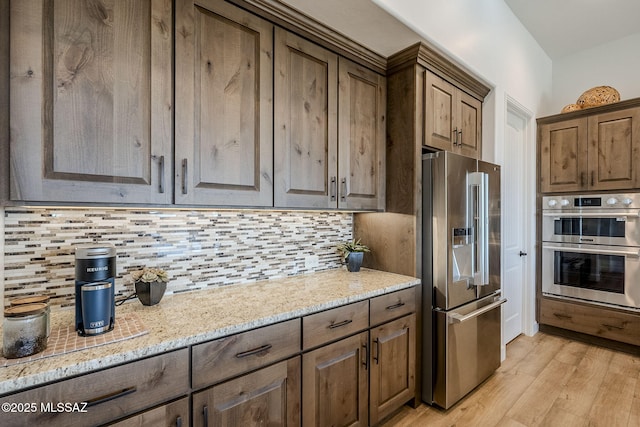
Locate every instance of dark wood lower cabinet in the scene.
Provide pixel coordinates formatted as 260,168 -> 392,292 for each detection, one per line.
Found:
192,357 -> 301,427
369,314 -> 416,425
302,332 -> 369,427
539,297 -> 640,346
110,397 -> 189,427
1,349 -> 189,427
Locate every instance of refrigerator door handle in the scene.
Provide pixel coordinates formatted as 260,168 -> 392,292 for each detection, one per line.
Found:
468,171 -> 489,286
447,298 -> 507,324
478,172 -> 489,285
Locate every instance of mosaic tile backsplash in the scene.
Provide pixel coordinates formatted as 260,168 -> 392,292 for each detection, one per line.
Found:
3,208 -> 352,310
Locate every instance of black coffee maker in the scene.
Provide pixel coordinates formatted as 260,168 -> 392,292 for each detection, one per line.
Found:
75,245 -> 116,336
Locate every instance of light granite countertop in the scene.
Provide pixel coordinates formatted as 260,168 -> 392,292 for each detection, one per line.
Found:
0,268 -> 419,396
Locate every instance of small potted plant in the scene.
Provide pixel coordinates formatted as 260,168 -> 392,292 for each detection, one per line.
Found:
337,239 -> 370,272
130,267 -> 169,306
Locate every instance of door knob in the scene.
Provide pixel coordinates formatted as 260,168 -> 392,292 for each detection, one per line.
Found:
519,251 -> 528,257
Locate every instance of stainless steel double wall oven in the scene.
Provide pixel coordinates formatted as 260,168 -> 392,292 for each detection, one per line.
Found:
542,193 -> 640,310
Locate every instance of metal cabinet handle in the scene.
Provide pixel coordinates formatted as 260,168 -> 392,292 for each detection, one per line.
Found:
458,130 -> 463,145
203,405 -> 209,427
181,159 -> 188,195
328,319 -> 352,329
519,251 -> 528,257
176,415 -> 183,427
453,127 -> 458,146
373,338 -> 379,364
362,342 -> 368,370
85,386 -> 137,407
235,344 -> 272,358
340,178 -> 347,202
591,171 -> 594,187
330,176 -> 337,201
158,155 -> 165,194
385,302 -> 405,311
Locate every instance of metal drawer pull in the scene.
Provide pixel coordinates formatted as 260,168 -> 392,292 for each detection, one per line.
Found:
328,319 -> 353,329
176,415 -> 183,427
235,344 -> 272,358
373,338 -> 379,364
340,178 -> 347,202
203,405 -> 209,427
385,301 -> 406,311
85,386 -> 137,407
602,323 -> 624,330
553,313 -> 572,320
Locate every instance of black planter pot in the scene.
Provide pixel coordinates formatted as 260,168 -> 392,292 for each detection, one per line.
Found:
346,252 -> 364,272
135,281 -> 167,306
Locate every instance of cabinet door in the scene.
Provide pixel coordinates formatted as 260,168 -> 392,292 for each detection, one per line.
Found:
10,0 -> 172,203
175,0 -> 273,206
587,107 -> 640,191
338,58 -> 385,210
274,28 -> 338,208
302,332 -> 369,427
539,118 -> 588,193
110,397 -> 189,427
192,357 -> 301,427
424,71 -> 456,152
369,314 -> 416,425
456,90 -> 482,158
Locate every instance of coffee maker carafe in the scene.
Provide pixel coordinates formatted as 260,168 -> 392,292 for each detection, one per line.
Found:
75,245 -> 116,336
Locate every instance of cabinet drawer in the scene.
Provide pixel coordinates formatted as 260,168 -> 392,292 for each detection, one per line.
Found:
2,348 -> 189,427
370,287 -> 416,326
540,297 -> 640,346
192,319 -> 300,389
302,300 -> 369,350
110,397 -> 189,427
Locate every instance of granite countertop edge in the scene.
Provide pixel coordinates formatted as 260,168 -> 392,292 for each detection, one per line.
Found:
0,268 -> 420,396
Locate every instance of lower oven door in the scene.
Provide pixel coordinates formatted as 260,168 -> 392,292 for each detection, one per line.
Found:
542,243 -> 640,310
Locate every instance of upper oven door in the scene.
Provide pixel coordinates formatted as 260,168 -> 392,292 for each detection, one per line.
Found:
542,210 -> 640,246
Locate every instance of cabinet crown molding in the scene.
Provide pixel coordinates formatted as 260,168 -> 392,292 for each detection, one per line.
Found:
387,41 -> 491,101
231,0 -> 387,74
537,96 -> 640,125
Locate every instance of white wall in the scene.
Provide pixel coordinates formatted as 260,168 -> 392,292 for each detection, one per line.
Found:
372,0 -> 553,163
551,33 -> 640,114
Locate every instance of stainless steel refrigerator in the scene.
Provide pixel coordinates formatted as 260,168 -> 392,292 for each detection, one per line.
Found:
421,151 -> 505,409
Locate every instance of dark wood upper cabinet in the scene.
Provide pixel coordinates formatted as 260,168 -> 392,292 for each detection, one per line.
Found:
424,71 -> 482,158
274,28 -> 338,209
10,0 -> 173,204
175,0 -> 274,206
538,101 -> 640,193
274,29 -> 385,210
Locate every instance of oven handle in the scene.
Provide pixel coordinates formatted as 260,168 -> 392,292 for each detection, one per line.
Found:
543,245 -> 640,258
542,212 -> 639,218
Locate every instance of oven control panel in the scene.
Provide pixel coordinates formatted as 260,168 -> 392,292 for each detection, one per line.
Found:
543,193 -> 639,210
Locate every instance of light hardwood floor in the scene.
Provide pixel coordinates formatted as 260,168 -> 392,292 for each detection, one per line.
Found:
381,332 -> 640,427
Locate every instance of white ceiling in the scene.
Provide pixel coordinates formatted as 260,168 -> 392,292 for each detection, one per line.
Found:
281,0 -> 640,61
504,0 -> 640,59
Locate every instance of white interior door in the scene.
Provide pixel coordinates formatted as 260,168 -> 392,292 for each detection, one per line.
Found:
502,107 -> 529,343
